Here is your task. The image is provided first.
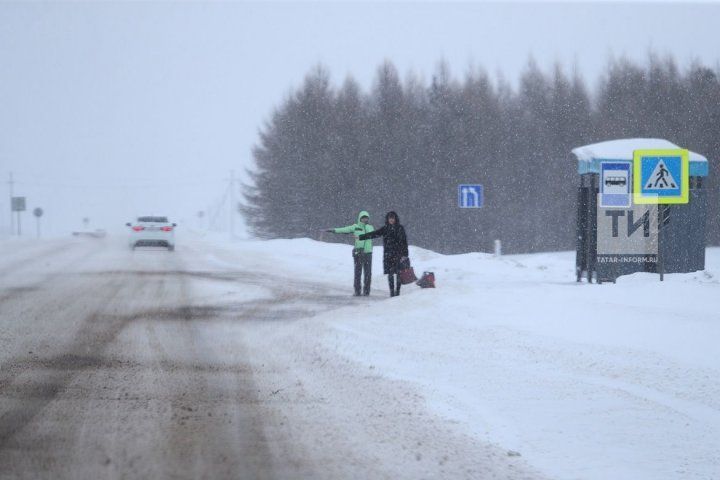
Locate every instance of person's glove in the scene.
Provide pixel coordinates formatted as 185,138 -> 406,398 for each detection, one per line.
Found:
325,229 -> 334,233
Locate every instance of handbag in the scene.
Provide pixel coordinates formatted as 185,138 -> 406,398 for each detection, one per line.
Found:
398,258 -> 418,284
416,271 -> 435,288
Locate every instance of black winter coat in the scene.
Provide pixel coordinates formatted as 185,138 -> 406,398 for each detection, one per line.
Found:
359,211 -> 409,274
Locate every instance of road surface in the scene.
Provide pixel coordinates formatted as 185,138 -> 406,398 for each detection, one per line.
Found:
0,234 -> 544,480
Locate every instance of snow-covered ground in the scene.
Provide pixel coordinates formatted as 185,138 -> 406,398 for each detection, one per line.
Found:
196,232 -> 720,480
1,231 -> 717,479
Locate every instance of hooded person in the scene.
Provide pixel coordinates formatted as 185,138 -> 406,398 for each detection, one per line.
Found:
326,211 -> 375,296
358,211 -> 409,297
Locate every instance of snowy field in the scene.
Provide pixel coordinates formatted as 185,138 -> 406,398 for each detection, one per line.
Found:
196,232 -> 720,480
1,232 -> 718,479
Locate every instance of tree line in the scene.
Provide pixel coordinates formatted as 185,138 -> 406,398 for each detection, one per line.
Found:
242,55 -> 719,254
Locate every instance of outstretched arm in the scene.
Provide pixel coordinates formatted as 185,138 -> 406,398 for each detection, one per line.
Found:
332,225 -> 356,234
359,225 -> 385,240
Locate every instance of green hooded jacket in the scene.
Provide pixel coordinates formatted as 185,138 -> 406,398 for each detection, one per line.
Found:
333,211 -> 375,253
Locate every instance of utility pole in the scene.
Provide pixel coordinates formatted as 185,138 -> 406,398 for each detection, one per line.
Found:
8,172 -> 14,236
229,170 -> 236,239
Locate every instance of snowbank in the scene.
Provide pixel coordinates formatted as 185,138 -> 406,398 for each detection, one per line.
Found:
196,233 -> 720,480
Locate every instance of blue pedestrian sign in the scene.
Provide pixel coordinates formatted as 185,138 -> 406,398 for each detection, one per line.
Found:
458,184 -> 483,208
633,149 -> 689,204
600,161 -> 631,208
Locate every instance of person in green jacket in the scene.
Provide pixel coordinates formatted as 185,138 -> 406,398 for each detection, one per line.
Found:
326,211 -> 375,296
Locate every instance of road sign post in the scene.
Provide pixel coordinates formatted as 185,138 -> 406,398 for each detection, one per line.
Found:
633,149 -> 689,204
8,173 -> 14,236
11,196 -> 26,236
458,184 -> 484,208
600,161 -> 631,208
33,207 -> 43,238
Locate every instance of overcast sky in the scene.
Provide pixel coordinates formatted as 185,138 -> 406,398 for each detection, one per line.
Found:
1,1 -> 718,236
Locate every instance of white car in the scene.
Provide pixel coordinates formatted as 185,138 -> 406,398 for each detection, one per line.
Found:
126,216 -> 176,251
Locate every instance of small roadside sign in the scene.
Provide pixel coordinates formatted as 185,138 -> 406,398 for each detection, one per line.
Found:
11,197 -> 26,212
600,162 -> 631,208
633,149 -> 689,204
458,184 -> 483,208
33,207 -> 44,238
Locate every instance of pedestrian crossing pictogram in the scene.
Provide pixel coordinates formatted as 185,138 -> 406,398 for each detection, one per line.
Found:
644,159 -> 678,190
633,149 -> 689,205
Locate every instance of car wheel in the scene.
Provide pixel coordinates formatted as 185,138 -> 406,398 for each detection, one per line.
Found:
168,245 -> 175,252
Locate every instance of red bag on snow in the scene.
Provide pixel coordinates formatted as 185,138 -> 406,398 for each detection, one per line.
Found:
416,271 -> 436,288
398,258 -> 418,285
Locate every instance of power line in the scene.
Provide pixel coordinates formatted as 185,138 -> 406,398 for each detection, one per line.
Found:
15,179 -> 223,190
8,172 -> 14,235
205,170 -> 242,239
207,185 -> 229,232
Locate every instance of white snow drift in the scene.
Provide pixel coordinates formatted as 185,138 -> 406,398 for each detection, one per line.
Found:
198,233 -> 720,480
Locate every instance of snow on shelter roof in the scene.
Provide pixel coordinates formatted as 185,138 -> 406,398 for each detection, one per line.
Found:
572,138 -> 709,176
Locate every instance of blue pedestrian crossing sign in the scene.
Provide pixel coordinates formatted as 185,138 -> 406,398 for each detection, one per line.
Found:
633,149 -> 689,204
458,184 -> 483,208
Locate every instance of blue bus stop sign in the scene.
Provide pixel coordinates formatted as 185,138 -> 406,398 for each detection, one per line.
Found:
458,184 -> 483,208
600,161 -> 631,208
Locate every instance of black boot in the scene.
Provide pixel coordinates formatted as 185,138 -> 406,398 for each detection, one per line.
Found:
388,275 -> 396,297
395,274 -> 401,296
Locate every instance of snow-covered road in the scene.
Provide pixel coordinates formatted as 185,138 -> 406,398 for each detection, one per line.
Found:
0,234 -> 546,480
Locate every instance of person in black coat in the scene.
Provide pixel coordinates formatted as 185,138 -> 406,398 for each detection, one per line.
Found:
359,211 -> 409,297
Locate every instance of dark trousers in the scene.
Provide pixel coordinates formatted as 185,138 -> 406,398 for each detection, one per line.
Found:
354,252 -> 372,294
388,273 -> 401,296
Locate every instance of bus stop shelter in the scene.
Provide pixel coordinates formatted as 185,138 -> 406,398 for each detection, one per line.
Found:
572,138 -> 709,283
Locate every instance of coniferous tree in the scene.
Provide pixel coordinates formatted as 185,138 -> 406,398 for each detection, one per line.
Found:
242,55 -> 719,253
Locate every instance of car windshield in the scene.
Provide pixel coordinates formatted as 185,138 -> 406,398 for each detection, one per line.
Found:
137,216 -> 168,223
